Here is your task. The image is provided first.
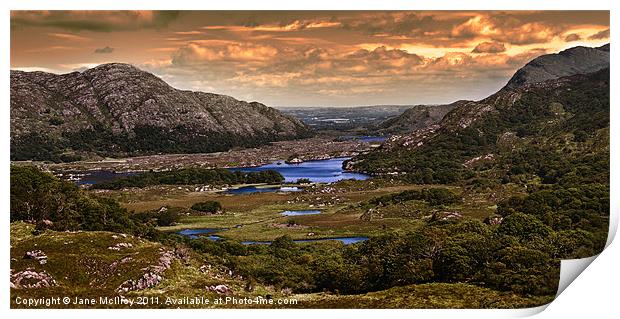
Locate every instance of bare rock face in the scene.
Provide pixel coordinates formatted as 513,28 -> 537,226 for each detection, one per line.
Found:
11,268 -> 56,289
504,44 -> 609,89
378,104 -> 456,134
11,63 -> 312,161
116,248 -> 175,293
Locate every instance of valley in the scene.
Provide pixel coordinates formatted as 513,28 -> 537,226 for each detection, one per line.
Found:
10,43 -> 610,309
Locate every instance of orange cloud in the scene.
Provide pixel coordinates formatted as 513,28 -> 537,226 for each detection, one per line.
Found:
471,41 -> 506,53
47,32 -> 90,41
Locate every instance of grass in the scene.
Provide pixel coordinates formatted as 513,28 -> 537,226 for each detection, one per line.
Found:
294,283 -> 553,309
104,180 -> 511,242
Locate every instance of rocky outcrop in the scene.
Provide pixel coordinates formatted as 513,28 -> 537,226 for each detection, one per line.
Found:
504,44 -> 609,89
11,268 -> 56,289
24,250 -> 48,264
11,63 -> 312,161
378,104 -> 456,134
116,248 -> 175,293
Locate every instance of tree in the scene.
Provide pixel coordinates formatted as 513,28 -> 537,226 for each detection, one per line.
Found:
497,212 -> 552,242
191,201 -> 222,213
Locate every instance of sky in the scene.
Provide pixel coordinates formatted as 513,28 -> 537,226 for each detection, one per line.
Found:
10,10 -> 610,107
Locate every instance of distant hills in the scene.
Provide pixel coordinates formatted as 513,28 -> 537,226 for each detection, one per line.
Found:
10,63 -> 311,162
347,44 -> 610,184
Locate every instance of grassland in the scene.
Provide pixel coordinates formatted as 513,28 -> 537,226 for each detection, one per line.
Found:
95,179 -> 507,243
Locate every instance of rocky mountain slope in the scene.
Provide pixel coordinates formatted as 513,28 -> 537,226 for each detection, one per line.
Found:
376,44 -> 609,137
377,104 -> 457,134
10,63 -> 312,162
347,44 -> 610,183
504,44 -> 609,89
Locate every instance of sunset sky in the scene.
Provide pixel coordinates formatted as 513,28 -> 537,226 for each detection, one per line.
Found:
10,11 -> 610,107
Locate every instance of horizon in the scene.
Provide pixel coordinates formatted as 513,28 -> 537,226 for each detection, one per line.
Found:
11,11 -> 609,107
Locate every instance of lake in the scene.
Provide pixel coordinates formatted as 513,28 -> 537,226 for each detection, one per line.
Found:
280,210 -> 321,216
224,185 -> 302,195
177,228 -> 223,240
60,170 -> 136,186
176,228 -> 368,245
231,157 -> 369,183
242,237 -> 368,245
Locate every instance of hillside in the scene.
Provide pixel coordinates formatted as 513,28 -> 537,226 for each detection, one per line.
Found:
377,104 -> 457,134
10,63 -> 312,162
347,44 -> 610,185
504,44 -> 609,89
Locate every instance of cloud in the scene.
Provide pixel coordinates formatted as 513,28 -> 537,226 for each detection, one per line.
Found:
202,19 -> 341,33
47,32 -> 90,41
11,11 -> 180,32
472,41 -> 506,53
171,41 -> 279,65
94,46 -> 114,54
564,33 -> 582,42
589,28 -> 609,39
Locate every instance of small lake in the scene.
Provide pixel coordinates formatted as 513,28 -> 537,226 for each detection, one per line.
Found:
280,210 -> 321,216
176,228 -> 368,245
60,170 -> 136,186
231,157 -> 369,183
177,228 -> 223,240
242,237 -> 369,245
224,185 -> 302,195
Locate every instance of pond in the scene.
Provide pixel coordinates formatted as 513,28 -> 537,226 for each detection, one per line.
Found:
59,170 -> 137,186
231,157 -> 369,183
280,210 -> 321,216
176,228 -> 223,240
224,185 -> 302,195
242,237 -> 369,245
176,228 -> 368,245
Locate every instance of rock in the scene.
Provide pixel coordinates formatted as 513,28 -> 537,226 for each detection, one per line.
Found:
285,157 -> 304,164
117,272 -> 162,293
24,250 -> 48,264
116,249 -> 176,293
11,268 -> 56,289
107,242 -> 133,251
505,44 -> 609,89
207,284 -> 232,295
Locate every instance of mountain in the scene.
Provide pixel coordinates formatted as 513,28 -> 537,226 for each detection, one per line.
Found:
10,63 -> 312,162
347,44 -> 610,187
377,104 -> 457,134
279,105 -> 414,132
504,44 -> 609,89
376,44 -> 610,137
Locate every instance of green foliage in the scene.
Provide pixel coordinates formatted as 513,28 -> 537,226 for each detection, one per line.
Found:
92,168 -> 284,190
156,209 -> 180,226
368,188 -> 459,206
352,69 -> 609,188
10,165 -> 152,235
497,213 -> 552,242
11,124 -> 314,162
191,201 -> 222,213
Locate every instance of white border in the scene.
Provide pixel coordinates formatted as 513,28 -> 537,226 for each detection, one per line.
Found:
2,1 -> 617,318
